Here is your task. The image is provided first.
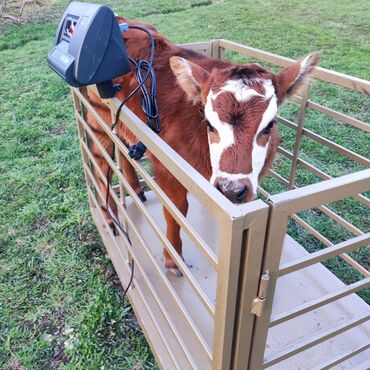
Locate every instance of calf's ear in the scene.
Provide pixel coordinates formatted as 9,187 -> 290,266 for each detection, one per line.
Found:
170,56 -> 209,104
277,52 -> 320,101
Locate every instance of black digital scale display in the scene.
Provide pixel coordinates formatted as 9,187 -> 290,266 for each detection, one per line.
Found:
47,2 -> 130,98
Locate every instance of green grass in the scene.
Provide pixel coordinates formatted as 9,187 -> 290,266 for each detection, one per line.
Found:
0,0 -> 369,368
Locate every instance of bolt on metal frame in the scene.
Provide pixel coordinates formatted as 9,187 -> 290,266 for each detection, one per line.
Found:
71,39 -> 370,369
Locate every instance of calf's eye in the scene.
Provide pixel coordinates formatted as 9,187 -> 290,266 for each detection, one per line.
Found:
261,120 -> 275,135
205,119 -> 214,132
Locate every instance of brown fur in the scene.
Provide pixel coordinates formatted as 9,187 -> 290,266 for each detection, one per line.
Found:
85,18 -> 319,270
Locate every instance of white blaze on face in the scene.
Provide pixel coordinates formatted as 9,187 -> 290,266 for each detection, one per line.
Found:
205,90 -> 235,184
205,78 -> 278,195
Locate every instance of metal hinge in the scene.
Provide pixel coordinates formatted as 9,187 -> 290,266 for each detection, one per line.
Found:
251,271 -> 270,317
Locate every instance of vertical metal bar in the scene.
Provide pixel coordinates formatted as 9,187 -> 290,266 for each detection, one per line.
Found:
110,109 -> 127,209
288,82 -> 310,189
71,88 -> 94,209
212,215 -> 247,370
231,207 -> 269,370
248,202 -> 290,369
211,39 -> 225,60
109,107 -> 132,270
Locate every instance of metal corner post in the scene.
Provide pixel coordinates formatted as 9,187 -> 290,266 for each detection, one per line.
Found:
288,81 -> 310,189
248,202 -> 290,369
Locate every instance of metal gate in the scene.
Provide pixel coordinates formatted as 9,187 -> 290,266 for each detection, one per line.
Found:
70,39 -> 370,369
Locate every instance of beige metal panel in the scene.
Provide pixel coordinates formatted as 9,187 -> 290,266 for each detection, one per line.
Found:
307,101 -> 370,133
77,91 -> 218,268
268,169 -> 370,214
76,109 -> 216,316
76,113 -> 214,314
124,191 -> 215,359
248,203 -> 290,370
269,277 -> 370,327
78,112 -> 216,317
276,146 -> 370,208
87,189 -> 189,369
231,209 -> 270,370
278,233 -> 370,276
302,127 -> 370,167
78,86 -> 239,222
312,342 -> 370,370
263,311 -> 370,368
266,235 -> 370,370
217,39 -> 370,92
213,202 -> 269,370
213,218 -> 248,370
179,41 -> 213,56
290,213 -> 369,277
85,159 -> 213,362
113,137 -> 218,269
259,179 -> 368,277
350,358 -> 370,370
288,82 -> 310,188
278,116 -> 370,168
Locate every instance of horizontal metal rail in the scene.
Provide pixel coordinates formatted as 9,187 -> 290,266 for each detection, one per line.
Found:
270,277 -> 370,327
77,86 -> 239,221
290,214 -> 370,277
278,233 -> 370,276
269,169 -> 370,213
86,185 -> 191,368
302,128 -> 370,167
267,169 -> 290,187
115,139 -> 218,269
313,342 -> 370,370
74,90 -> 218,268
261,171 -> 368,277
277,117 -> 370,167
75,89 -> 219,268
307,101 -> 370,133
81,145 -> 213,359
76,112 -> 216,317
217,39 -> 370,93
277,146 -> 370,208
289,95 -> 369,133
263,311 -> 370,368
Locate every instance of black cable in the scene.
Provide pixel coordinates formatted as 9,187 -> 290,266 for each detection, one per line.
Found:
111,25 -> 156,130
129,56 -> 160,133
103,25 -> 158,302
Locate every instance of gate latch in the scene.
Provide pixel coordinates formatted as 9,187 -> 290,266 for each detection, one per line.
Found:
251,271 -> 270,317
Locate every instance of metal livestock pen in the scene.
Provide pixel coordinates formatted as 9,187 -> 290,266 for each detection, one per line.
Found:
70,39 -> 370,370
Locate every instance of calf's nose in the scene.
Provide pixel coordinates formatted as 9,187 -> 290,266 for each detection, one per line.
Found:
216,180 -> 248,203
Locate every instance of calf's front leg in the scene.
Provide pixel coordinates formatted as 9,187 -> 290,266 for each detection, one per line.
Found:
156,172 -> 188,275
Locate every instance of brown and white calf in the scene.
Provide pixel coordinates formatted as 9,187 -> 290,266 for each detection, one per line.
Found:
87,18 -> 319,273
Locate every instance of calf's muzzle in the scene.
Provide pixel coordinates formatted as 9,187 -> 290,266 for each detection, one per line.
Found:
216,179 -> 248,203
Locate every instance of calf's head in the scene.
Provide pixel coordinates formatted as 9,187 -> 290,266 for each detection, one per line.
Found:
170,53 -> 319,203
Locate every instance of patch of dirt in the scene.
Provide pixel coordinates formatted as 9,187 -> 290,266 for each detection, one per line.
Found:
22,307 -> 70,369
42,347 -> 69,370
124,307 -> 141,332
133,361 -> 144,370
30,216 -> 49,232
7,360 -> 24,370
0,0 -> 64,28
49,126 -> 66,136
39,242 -> 53,255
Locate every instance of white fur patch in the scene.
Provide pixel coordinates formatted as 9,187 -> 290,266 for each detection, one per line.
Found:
205,90 -> 235,184
213,139 -> 269,195
205,78 -> 277,196
220,79 -> 263,102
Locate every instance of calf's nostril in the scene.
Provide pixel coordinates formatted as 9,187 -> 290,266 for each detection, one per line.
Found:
237,185 -> 247,196
237,185 -> 248,200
